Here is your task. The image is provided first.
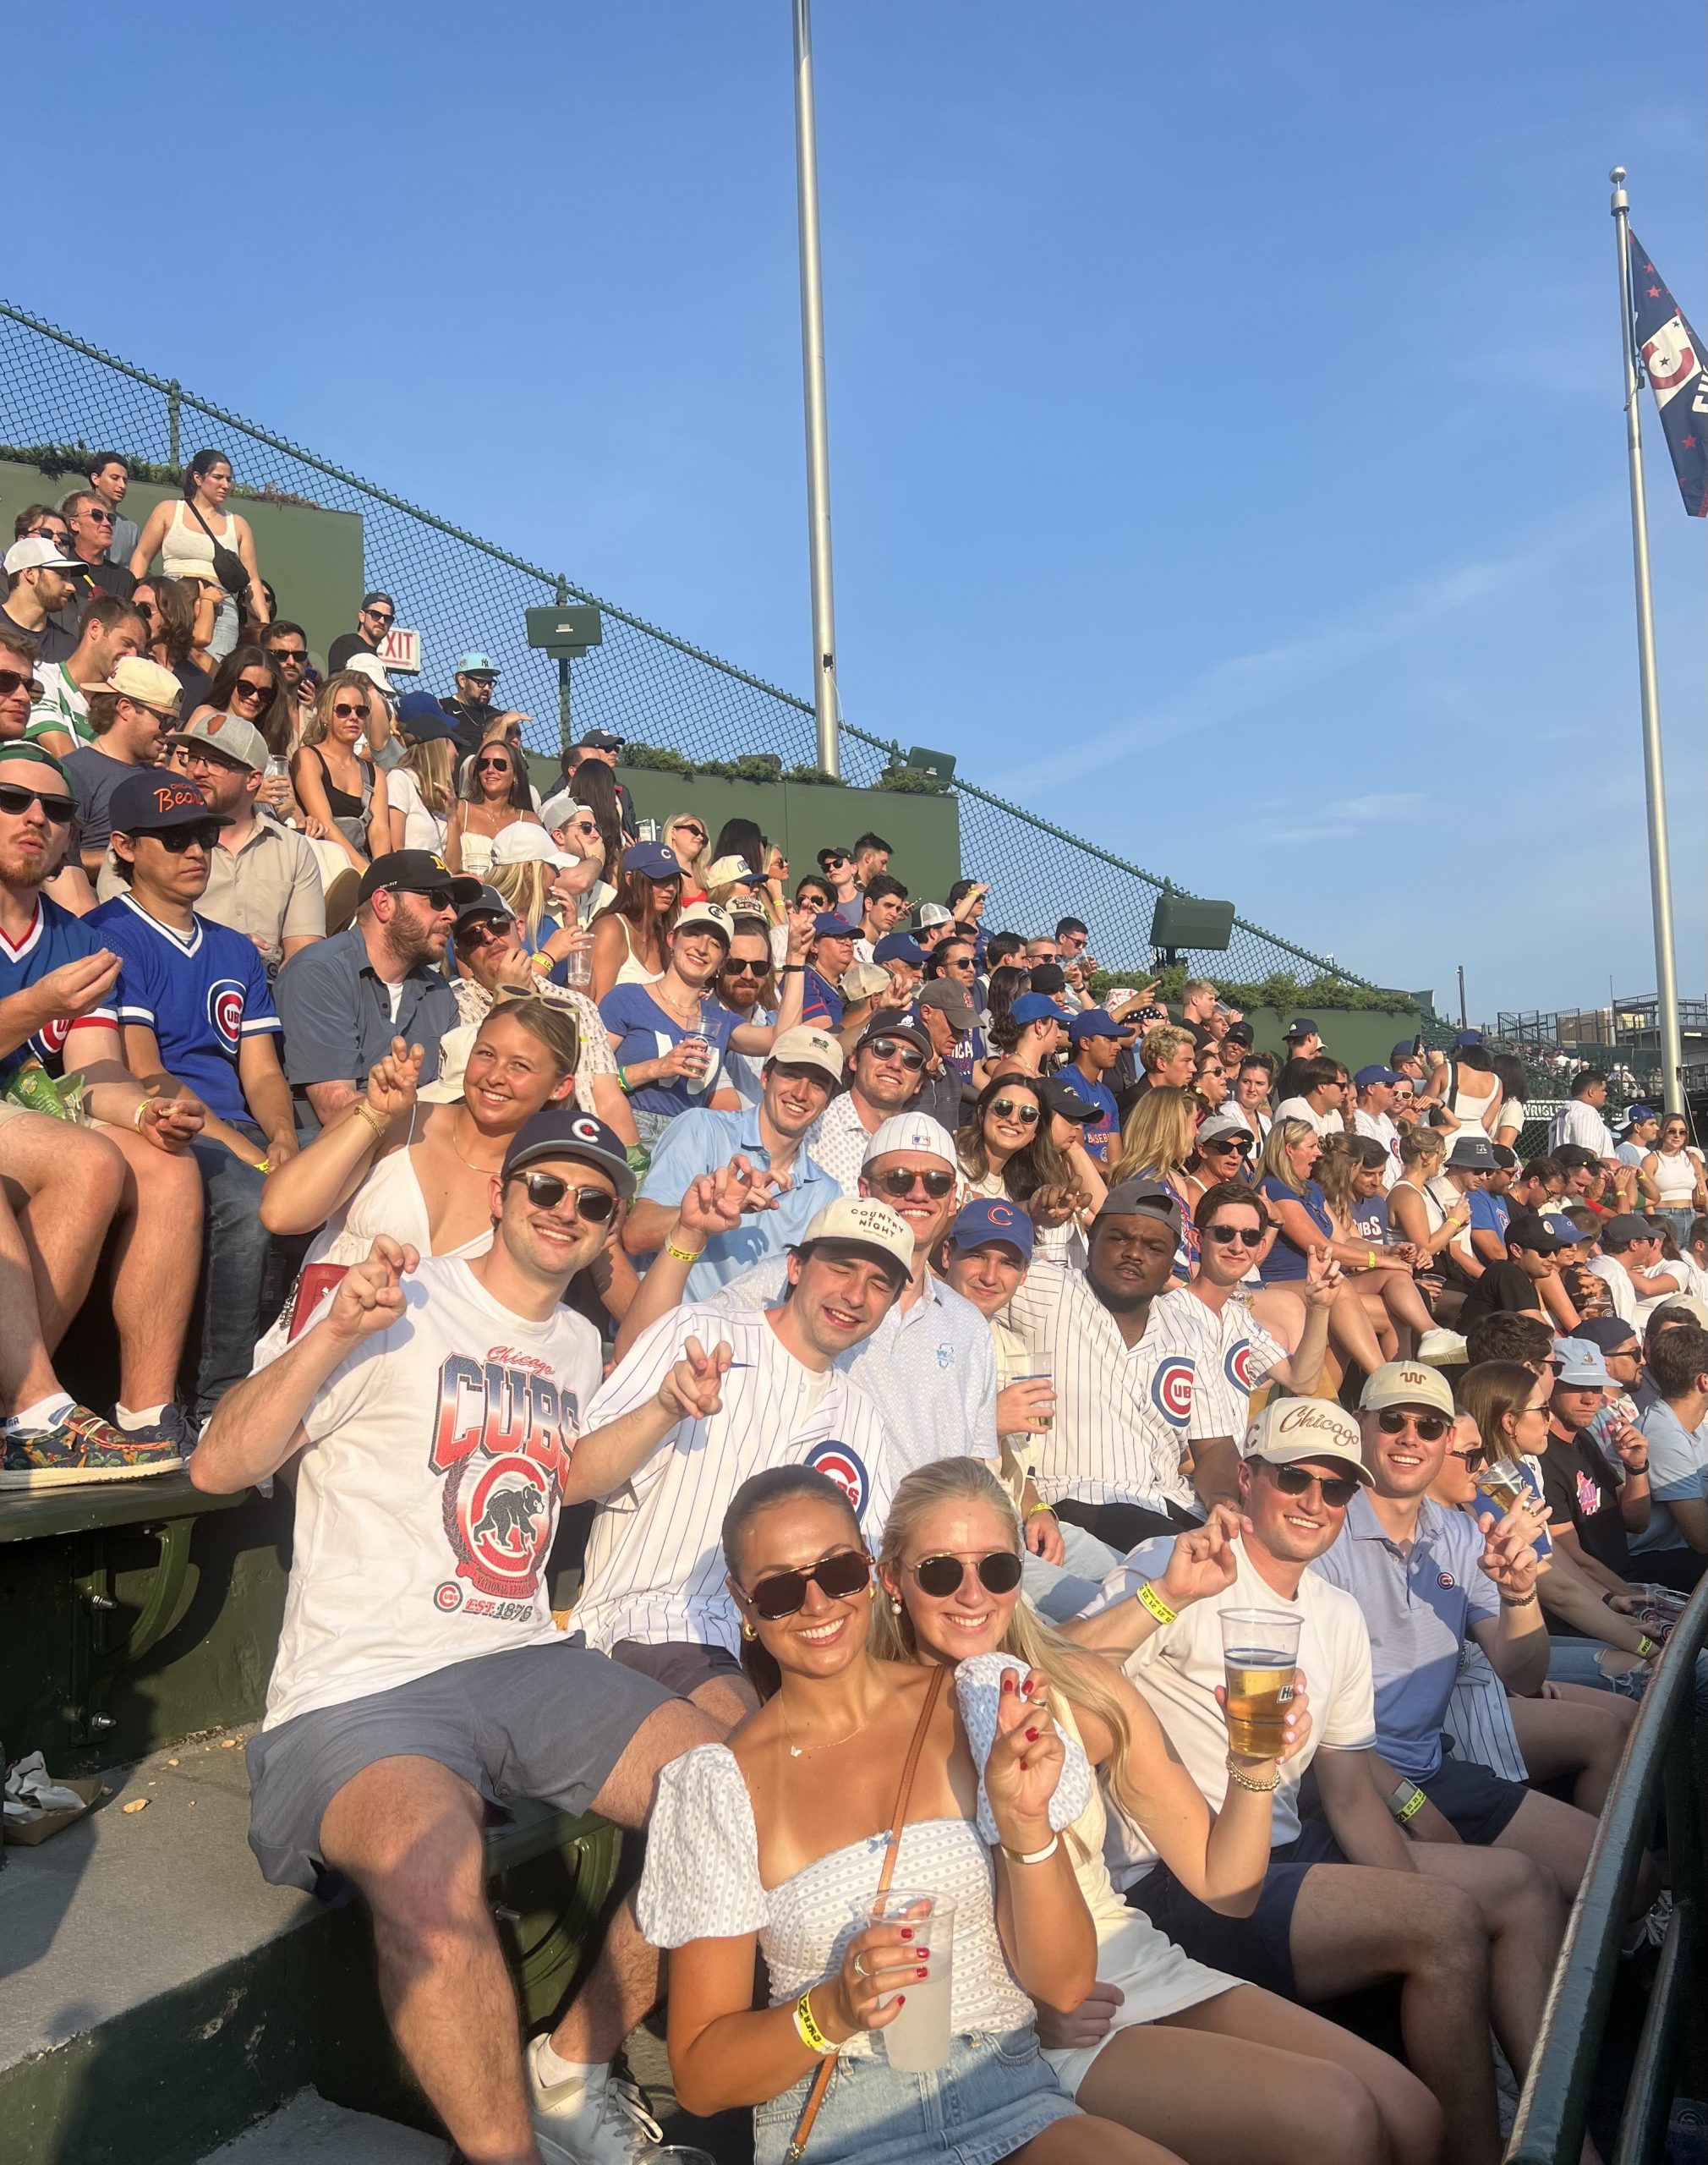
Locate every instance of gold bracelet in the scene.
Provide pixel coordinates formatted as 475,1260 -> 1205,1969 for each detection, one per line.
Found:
131,1097 -> 149,1131
1136,1581 -> 1177,1625
352,1100 -> 390,1142
792,1988 -> 836,2055
1225,1754 -> 1281,1793
664,1240 -> 703,1265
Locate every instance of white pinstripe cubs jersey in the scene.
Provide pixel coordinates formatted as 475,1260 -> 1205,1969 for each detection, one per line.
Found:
1147,1286 -> 1287,1446
573,1305 -> 897,1658
1004,1258 -> 1219,1516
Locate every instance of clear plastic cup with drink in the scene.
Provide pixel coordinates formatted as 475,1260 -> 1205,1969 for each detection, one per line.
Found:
1471,1455 -> 1528,1516
1218,1609 -> 1301,1759
1015,1351 -> 1054,1432
860,1888 -> 954,2072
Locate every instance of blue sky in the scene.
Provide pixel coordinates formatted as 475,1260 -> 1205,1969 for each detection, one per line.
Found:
8,3 -> 1705,1014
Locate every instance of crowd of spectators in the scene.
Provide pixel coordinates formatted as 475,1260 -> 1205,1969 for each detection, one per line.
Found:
6,446 -> 1705,2165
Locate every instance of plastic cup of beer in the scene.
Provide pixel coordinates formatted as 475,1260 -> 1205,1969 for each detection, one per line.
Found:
1472,1455 -> 1527,1516
860,1888 -> 955,2073
1218,1609 -> 1302,1759
1016,1352 -> 1054,1432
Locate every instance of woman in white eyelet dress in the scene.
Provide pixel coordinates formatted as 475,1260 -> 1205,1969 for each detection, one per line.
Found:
637,1465 -> 1169,2165
873,1458 -> 1439,2165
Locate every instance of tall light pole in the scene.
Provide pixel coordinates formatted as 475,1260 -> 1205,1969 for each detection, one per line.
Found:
791,0 -> 841,776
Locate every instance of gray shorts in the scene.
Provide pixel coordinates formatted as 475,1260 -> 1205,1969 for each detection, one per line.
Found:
610,1636 -> 744,1700
246,1637 -> 673,1896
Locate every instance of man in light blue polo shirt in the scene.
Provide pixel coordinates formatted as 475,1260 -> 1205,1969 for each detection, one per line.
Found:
622,1025 -> 844,1300
1311,1361 -> 1611,1905
1633,1321 -> 1708,1561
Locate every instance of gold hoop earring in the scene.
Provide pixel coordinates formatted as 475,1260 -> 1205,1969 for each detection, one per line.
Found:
740,1619 -> 756,1642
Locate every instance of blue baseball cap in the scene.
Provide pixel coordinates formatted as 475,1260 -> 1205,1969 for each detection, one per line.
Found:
500,1108 -> 636,1200
1454,1028 -> 1484,1047
813,912 -> 857,940
872,933 -> 927,967
1355,1064 -> 1399,1088
621,840 -> 681,881
1068,1006 -> 1135,1044
453,653 -> 500,675
1624,1104 -> 1658,1127
1552,1337 -> 1612,1387
1390,1041 -> 1421,1065
1012,991 -> 1071,1028
396,690 -> 457,741
1542,1214 -> 1587,1247
949,1197 -> 1033,1262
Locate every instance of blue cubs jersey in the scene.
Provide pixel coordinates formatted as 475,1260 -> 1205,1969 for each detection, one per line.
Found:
86,895 -> 279,1124
0,894 -> 120,1079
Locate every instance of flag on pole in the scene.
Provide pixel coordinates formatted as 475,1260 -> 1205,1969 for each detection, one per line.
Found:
1627,230 -> 1708,515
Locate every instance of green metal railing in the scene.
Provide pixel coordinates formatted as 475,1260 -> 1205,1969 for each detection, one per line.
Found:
0,297 -> 1392,993
1507,1574 -> 1708,2164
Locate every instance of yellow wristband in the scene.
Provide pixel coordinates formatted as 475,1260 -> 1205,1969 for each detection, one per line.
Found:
664,1240 -> 703,1265
132,1098 -> 149,1130
1639,1635 -> 1661,1658
1367,1247 -> 1377,1269
254,1158 -> 272,1175
1136,1581 -> 1178,1625
1394,1784 -> 1427,1825
793,1988 -> 836,2055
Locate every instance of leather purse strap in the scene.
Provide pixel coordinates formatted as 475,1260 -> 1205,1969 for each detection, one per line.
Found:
785,1665 -> 947,2162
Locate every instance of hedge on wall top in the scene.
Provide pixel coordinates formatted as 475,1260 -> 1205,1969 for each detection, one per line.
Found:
1092,965 -> 1421,1017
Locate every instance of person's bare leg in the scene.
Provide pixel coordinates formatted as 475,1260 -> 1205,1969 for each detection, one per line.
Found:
1404,1842 -> 1562,2077
0,1183 -> 63,1411
1329,1283 -> 1391,1374
1487,1788 -> 1656,1912
544,1698 -> 720,2065
1289,1861 -> 1499,2165
1380,1271 -> 1434,1350
1075,1988 -> 1411,2165
687,1670 -> 760,1730
1011,2118 -> 1187,2165
320,1755 -> 539,2165
0,1113 -> 123,1346
101,1126 -> 202,1409
1508,1691 -> 1636,1815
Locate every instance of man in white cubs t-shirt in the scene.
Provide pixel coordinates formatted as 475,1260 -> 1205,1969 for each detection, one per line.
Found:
1065,1397 -> 1556,2165
573,1194 -> 914,1728
194,1110 -> 722,2165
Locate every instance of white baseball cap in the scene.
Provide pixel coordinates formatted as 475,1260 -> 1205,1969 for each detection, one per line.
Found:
862,1112 -> 958,1171
490,823 -> 574,869
1242,1397 -> 1372,1485
4,534 -> 80,576
342,652 -> 395,692
917,902 -> 954,928
539,790 -> 591,833
795,1197 -> 913,1282
765,1025 -> 845,1087
673,900 -> 735,943
1358,1361 -> 1457,1417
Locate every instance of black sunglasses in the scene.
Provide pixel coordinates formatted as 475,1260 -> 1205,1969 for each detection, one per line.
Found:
1449,1444 -> 1490,1472
400,885 -> 458,913
1377,1408 -> 1453,1442
84,507 -> 116,524
866,1037 -> 925,1072
908,1550 -> 1024,1599
748,1548 -> 873,1620
0,781 -> 75,823
232,681 -> 271,701
140,823 -> 222,853
1269,1463 -> 1360,1510
270,646 -> 309,664
364,609 -> 394,625
1201,1138 -> 1251,1157
331,701 -> 368,720
945,956 -> 975,971
477,757 -> 512,771
872,1168 -> 956,1200
721,956 -> 769,978
1204,1222 -> 1263,1247
507,1170 -> 617,1222
989,1098 -> 1040,1126
0,669 -> 45,701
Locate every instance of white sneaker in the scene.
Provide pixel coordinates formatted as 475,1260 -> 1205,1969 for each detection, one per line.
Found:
528,2039 -> 664,2165
1416,1329 -> 1468,1364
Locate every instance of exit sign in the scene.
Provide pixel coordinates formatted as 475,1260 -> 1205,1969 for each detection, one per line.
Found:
377,627 -> 421,674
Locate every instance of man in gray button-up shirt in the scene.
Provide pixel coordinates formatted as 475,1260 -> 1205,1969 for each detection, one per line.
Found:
274,851 -> 477,1136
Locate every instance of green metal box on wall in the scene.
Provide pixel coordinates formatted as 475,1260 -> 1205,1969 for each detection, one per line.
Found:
0,458 -> 364,671
526,759 -> 963,903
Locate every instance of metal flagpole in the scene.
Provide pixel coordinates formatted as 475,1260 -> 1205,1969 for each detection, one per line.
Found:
791,0 -> 841,777
1611,167 -> 1686,1115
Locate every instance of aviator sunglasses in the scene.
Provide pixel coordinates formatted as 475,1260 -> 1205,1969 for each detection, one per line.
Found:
747,1548 -> 873,1620
907,1551 -> 1025,1598
1377,1408 -> 1453,1442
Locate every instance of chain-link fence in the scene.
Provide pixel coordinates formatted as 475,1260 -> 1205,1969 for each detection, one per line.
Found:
0,297 -> 1384,995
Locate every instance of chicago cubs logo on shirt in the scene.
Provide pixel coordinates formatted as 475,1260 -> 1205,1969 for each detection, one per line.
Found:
1152,1356 -> 1195,1427
1437,1571 -> 1456,1589
428,1352 -> 578,1603
206,978 -> 246,1051
1224,1339 -> 1262,1391
804,1439 -> 870,1520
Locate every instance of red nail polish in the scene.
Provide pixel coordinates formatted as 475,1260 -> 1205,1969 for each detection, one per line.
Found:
1025,1727 -> 1039,1741
896,1994 -> 906,2006
917,1967 -> 928,1980
1000,1675 -> 1014,1693
901,1927 -> 914,1940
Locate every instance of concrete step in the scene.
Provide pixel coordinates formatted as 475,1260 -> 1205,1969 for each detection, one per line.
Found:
200,2093 -> 448,2162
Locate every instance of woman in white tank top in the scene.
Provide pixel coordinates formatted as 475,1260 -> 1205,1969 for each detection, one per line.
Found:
1643,1115 -> 1706,1246
588,845 -> 682,999
129,449 -> 267,661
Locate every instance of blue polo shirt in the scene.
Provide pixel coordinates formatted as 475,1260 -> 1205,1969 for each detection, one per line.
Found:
800,966 -> 845,1032
1468,1191 -> 1511,1245
273,923 -> 457,1138
1308,1493 -> 1498,1779
637,1103 -> 839,1299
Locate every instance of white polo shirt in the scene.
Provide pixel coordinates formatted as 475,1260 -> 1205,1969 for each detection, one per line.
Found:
1004,1257 -> 1216,1516
1548,1100 -> 1618,1159
1092,1537 -> 1377,1883
1274,1096 -> 1344,1138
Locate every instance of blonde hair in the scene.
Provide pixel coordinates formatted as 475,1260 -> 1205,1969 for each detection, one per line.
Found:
1140,1022 -> 1194,1073
1399,1124 -> 1446,1173
302,669 -> 380,748
1261,1115 -> 1317,1194
664,812 -> 709,886
868,1459 -> 1144,1851
479,995 -> 580,1081
488,858 -> 554,943
397,732 -> 456,817
1112,1085 -> 1196,1187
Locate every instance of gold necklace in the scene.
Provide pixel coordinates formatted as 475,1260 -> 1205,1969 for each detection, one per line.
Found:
447,1109 -> 506,1176
780,1698 -> 880,1761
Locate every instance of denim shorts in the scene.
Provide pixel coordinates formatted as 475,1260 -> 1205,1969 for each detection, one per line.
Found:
753,2026 -> 1078,2165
